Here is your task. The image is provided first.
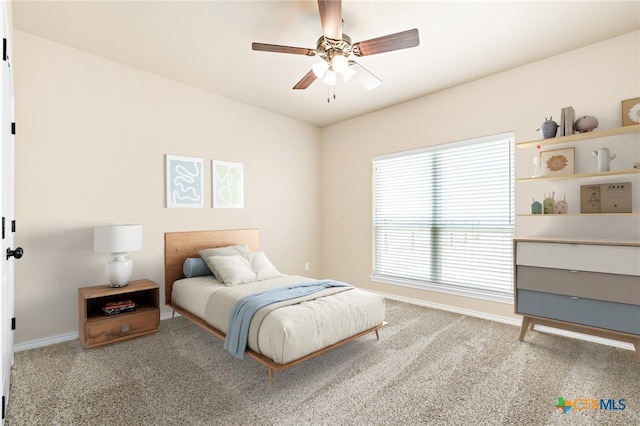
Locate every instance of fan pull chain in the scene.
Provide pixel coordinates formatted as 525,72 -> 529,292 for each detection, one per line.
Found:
327,84 -> 337,103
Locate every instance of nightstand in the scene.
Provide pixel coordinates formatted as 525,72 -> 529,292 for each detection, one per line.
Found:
78,279 -> 160,349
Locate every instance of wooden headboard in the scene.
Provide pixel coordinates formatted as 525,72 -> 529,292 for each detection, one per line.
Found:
164,229 -> 259,305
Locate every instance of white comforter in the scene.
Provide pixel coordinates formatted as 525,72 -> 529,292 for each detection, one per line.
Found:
172,275 -> 386,364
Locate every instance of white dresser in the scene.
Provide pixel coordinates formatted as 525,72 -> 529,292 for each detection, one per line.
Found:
514,238 -> 640,359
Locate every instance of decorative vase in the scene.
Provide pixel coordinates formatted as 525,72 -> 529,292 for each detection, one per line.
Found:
592,147 -> 617,172
574,115 -> 598,133
538,117 -> 558,139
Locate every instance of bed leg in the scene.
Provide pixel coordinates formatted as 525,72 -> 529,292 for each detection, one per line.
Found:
268,368 -> 273,390
171,309 -> 176,320
375,329 -> 380,340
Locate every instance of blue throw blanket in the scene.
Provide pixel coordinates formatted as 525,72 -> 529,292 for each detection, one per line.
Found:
223,280 -> 351,360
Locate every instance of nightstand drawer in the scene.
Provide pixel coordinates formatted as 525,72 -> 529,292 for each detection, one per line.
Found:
85,308 -> 159,348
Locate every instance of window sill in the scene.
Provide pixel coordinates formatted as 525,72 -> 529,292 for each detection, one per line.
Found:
369,275 -> 513,305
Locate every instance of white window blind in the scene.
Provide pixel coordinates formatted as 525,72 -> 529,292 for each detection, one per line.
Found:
372,133 -> 514,301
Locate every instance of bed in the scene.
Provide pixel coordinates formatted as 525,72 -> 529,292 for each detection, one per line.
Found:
164,228 -> 387,388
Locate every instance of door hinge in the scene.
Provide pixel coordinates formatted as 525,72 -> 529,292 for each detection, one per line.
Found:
11,122 -> 15,135
1,217 -> 4,239
11,317 -> 15,330
2,38 -> 6,62
1,395 -> 5,420
11,220 -> 15,233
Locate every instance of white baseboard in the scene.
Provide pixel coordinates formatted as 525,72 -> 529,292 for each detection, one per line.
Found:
14,297 -> 634,353
374,291 -> 636,352
14,311 -> 177,352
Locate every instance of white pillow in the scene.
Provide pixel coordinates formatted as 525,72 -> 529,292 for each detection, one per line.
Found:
199,244 -> 251,282
247,252 -> 281,281
205,252 -> 282,286
206,255 -> 256,286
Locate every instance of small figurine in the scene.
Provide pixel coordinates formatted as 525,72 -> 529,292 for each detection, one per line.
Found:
538,117 -> 558,139
532,144 -> 542,177
574,115 -> 598,133
543,192 -> 555,214
554,195 -> 568,214
531,199 -> 542,214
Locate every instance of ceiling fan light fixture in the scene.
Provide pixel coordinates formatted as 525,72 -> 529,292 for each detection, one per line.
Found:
322,70 -> 337,86
312,60 -> 329,78
331,55 -> 349,73
350,61 -> 382,91
341,64 -> 356,82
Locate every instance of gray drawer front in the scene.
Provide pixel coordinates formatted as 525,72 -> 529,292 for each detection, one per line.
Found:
516,266 -> 640,305
517,290 -> 640,335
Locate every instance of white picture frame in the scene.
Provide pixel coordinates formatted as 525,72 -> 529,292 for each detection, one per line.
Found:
212,160 -> 244,209
165,154 -> 204,208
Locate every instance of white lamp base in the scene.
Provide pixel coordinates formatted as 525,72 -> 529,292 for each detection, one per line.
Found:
106,253 -> 133,287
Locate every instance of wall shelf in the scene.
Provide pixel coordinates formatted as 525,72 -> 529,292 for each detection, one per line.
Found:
516,124 -> 640,149
518,123 -> 639,216
517,168 -> 640,182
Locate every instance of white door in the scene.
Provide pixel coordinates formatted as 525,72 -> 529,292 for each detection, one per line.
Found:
0,2 -> 18,423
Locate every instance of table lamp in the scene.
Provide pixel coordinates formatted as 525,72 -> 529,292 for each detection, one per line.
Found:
93,224 -> 143,287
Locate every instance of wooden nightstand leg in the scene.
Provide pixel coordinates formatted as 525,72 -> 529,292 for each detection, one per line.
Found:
519,317 -> 531,342
633,340 -> 640,361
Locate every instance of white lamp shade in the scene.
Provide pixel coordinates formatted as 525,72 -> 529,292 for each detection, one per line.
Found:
93,225 -> 143,254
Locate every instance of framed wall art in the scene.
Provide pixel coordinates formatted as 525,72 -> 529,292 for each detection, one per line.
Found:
212,160 -> 244,208
540,148 -> 575,177
165,154 -> 204,208
621,97 -> 640,127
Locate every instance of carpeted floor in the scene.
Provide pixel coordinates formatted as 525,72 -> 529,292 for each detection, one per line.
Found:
6,299 -> 639,425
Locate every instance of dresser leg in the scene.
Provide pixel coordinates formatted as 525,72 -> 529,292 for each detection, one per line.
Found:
519,317 -> 531,341
633,340 -> 640,361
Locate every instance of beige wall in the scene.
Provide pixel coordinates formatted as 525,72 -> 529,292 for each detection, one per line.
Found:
319,31 -> 640,319
13,27 -> 639,345
13,31 -> 321,344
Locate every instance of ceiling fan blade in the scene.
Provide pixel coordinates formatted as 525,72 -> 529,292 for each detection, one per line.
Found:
349,61 -> 382,91
352,28 -> 419,57
318,0 -> 342,40
293,70 -> 318,90
252,42 -> 315,56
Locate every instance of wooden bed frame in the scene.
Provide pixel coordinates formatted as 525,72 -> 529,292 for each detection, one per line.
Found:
164,228 -> 386,388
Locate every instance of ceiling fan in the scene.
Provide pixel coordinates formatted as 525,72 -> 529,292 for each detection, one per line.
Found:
251,0 -> 419,95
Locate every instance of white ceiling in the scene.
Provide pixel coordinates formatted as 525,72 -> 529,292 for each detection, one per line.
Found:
11,1 -> 640,128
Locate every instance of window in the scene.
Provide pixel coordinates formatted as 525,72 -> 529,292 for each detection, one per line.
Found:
372,133 -> 514,302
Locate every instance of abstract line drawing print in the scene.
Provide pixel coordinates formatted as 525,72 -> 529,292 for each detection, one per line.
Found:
165,155 -> 204,208
212,160 -> 244,208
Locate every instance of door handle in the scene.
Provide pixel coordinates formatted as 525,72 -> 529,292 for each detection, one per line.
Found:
6,247 -> 23,260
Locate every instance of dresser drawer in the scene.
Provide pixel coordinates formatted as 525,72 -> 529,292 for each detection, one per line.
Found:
516,242 -> 640,275
84,308 -> 159,348
516,266 -> 640,305
517,290 -> 640,335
